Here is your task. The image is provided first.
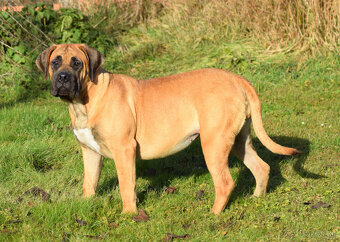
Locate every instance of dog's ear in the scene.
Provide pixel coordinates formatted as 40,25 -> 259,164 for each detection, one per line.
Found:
36,45 -> 57,79
79,44 -> 104,82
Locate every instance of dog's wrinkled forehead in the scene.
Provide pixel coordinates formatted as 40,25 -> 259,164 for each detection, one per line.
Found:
50,44 -> 87,66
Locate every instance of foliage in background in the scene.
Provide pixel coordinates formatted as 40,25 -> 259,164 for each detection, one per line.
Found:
0,1 -> 165,104
0,4 -> 109,104
1,0 -> 338,101
178,0 -> 339,54
0,0 -> 338,106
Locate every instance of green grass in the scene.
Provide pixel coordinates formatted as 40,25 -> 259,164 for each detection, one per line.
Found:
0,24 -> 339,241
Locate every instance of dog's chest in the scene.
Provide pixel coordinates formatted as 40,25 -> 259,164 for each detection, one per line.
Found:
73,128 -> 101,154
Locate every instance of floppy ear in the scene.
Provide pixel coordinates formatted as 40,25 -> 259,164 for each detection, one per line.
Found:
36,45 -> 57,79
79,44 -> 104,82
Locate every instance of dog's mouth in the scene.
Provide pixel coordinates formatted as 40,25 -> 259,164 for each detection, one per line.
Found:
56,87 -> 69,96
51,86 -> 80,99
50,71 -> 80,99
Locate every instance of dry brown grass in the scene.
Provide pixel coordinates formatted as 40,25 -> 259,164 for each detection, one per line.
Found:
2,0 -> 338,55
103,0 -> 337,55
221,0 -> 339,54
154,0 -> 339,55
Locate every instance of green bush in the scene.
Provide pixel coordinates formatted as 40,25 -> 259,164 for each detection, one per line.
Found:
0,4 -> 115,104
0,4 -> 114,60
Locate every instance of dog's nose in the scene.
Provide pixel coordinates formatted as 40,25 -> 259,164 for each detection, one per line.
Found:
59,74 -> 67,82
57,72 -> 71,84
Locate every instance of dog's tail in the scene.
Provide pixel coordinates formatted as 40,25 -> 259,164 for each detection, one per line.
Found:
238,77 -> 301,155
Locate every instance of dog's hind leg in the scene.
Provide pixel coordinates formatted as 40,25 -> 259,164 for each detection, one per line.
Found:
232,119 -> 270,197
200,120 -> 237,214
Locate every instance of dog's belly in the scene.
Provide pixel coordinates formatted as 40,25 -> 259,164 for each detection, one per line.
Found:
138,115 -> 200,160
139,132 -> 200,160
165,132 -> 200,156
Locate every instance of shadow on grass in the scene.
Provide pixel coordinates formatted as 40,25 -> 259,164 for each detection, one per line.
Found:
228,135 -> 320,205
97,176 -> 118,196
98,135 -> 323,205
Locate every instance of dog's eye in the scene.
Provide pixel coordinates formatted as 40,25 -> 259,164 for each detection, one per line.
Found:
72,58 -> 82,69
51,56 -> 61,68
51,60 -> 59,66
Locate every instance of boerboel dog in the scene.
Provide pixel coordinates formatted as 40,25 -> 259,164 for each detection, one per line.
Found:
36,44 -> 300,214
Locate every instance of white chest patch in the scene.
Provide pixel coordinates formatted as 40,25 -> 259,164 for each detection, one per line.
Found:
73,128 -> 101,154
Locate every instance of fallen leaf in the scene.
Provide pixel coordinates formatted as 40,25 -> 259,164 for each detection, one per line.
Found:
291,188 -> 299,192
75,218 -> 87,226
162,233 -> 191,241
8,219 -> 22,224
85,235 -> 100,239
311,201 -> 330,209
133,209 -> 150,222
27,201 -> 34,207
18,187 -> 51,202
165,187 -> 177,194
108,222 -> 119,228
182,223 -> 190,229
196,190 -> 204,200
1,229 -> 18,234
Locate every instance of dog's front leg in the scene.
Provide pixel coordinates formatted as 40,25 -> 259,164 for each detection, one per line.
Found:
82,146 -> 103,197
111,141 -> 137,214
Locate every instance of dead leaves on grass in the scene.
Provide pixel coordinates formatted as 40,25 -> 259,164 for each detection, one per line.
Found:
133,209 -> 150,222
311,201 -> 331,209
75,218 -> 87,226
303,200 -> 331,209
0,228 -> 18,234
196,190 -> 205,200
162,233 -> 191,241
17,187 -> 50,202
108,222 -> 119,228
165,186 -> 177,194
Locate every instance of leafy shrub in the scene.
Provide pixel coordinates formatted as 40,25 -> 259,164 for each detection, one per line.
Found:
0,4 -> 114,60
0,3 -> 115,104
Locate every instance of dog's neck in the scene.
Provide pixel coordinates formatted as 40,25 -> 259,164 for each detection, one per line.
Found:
68,71 -> 111,129
68,99 -> 88,129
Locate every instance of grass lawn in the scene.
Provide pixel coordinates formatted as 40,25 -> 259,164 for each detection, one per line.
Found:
0,39 -> 339,240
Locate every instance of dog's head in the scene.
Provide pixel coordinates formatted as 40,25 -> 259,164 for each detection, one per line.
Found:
36,44 -> 104,100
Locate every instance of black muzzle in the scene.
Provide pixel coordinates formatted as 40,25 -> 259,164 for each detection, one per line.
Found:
51,71 -> 80,99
